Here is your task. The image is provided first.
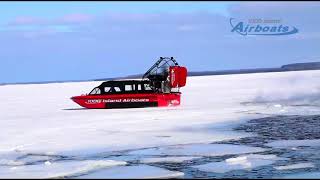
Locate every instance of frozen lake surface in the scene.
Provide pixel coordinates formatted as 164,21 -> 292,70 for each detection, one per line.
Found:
1,70 -> 320,178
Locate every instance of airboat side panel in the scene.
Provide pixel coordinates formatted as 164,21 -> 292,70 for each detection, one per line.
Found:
71,93 -> 181,109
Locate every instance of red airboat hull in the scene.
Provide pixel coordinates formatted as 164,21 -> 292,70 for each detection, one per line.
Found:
71,93 -> 181,109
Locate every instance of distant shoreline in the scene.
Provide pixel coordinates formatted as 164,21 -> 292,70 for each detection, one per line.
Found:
1,62 -> 320,86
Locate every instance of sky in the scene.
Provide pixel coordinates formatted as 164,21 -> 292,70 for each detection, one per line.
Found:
0,1 -> 320,83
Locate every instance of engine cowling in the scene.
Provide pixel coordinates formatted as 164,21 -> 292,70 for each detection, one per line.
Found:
169,66 -> 187,88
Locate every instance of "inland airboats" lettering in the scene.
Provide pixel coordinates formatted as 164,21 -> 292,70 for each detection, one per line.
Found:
86,98 -> 150,104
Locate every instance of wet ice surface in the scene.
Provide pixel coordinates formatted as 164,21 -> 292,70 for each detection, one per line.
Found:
274,162 -> 315,171
78,165 -> 185,179
128,144 -> 266,157
280,172 -> 320,179
192,154 -> 287,173
0,159 -> 127,178
122,113 -> 320,178
226,113 -> 320,179
140,156 -> 201,163
266,139 -> 320,148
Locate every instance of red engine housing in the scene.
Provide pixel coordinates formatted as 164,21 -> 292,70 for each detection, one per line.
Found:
169,66 -> 187,88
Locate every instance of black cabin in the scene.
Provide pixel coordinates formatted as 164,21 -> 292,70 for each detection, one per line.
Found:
89,80 -> 155,95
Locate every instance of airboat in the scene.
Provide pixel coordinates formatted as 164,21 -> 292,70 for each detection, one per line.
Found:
71,57 -> 187,109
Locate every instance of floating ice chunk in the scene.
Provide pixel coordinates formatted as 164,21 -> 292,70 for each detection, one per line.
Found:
279,172 -> 320,179
274,104 -> 282,108
274,162 -> 315,170
17,154 -> 58,165
45,161 -> 52,166
0,160 -> 127,178
266,139 -> 320,148
140,156 -> 201,163
243,154 -> 289,161
225,156 -> 252,168
107,155 -> 143,162
0,159 -> 24,166
193,154 -> 285,173
78,165 -> 184,179
0,151 -> 25,166
128,144 -> 266,157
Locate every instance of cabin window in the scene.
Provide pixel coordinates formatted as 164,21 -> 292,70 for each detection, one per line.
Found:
104,86 -> 121,93
90,88 -> 101,95
171,87 -> 179,93
114,87 -> 121,92
104,87 -> 111,92
144,84 -> 152,91
125,85 -> 133,91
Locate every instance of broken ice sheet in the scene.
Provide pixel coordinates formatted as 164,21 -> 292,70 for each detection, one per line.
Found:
0,159 -> 126,178
192,154 -> 287,173
265,139 -> 320,148
274,162 -> 315,170
128,143 -> 266,157
278,172 -> 320,179
78,165 -> 184,179
140,156 -> 201,163
0,151 -> 26,166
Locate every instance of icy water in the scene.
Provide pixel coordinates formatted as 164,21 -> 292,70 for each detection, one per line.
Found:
2,111 -> 320,178
3,114 -> 320,178
73,114 -> 320,178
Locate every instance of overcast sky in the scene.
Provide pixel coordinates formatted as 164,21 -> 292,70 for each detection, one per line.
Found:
0,1 -> 319,83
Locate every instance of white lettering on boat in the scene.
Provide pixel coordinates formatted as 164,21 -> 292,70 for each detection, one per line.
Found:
86,98 -> 150,104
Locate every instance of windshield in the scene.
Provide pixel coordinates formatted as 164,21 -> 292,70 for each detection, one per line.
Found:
89,87 -> 101,95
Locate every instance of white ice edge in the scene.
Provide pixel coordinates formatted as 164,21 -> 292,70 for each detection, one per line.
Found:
193,154 -> 288,174
128,143 -> 266,157
0,160 -> 127,179
78,165 -> 184,179
274,162 -> 315,170
140,156 -> 201,163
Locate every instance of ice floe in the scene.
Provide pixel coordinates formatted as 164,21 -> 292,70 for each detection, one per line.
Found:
140,156 -> 201,163
274,162 -> 315,170
193,154 -> 287,173
128,143 -> 266,157
0,159 -> 126,178
78,165 -> 184,179
266,139 -> 320,148
0,151 -> 25,166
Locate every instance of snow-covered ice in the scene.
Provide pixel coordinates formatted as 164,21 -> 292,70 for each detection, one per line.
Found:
1,70 -> 320,177
78,165 -> 184,179
128,143 -> 266,157
266,139 -> 320,148
0,160 -> 126,178
193,154 -> 287,173
274,162 -> 315,170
